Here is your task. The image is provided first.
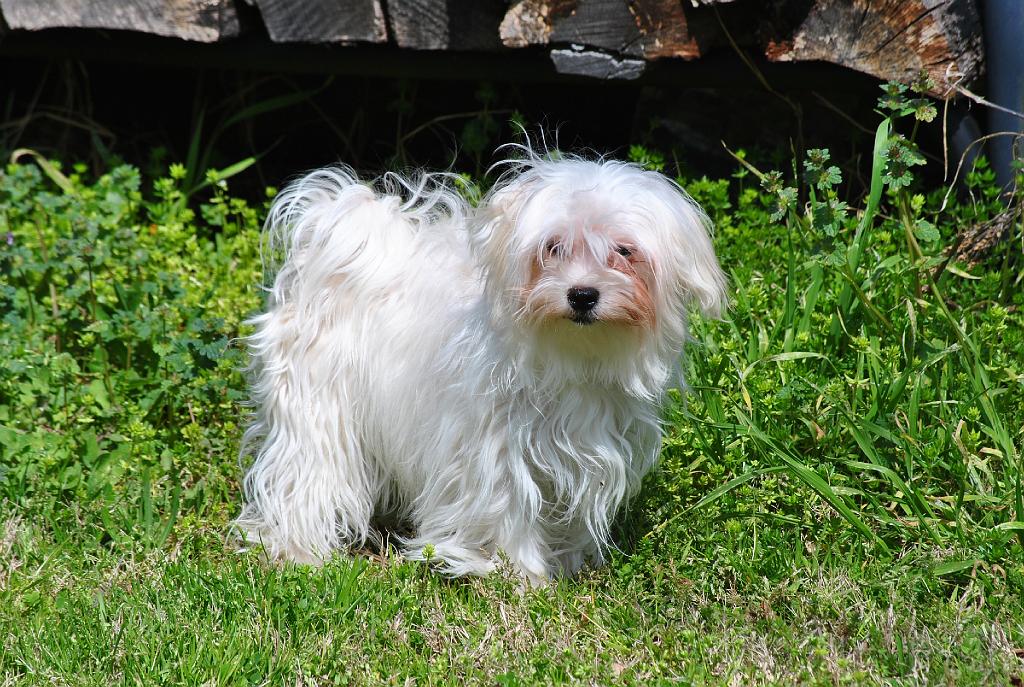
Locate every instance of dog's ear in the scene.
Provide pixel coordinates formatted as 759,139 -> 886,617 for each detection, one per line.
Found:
675,216 -> 728,320
472,176 -> 539,319
472,183 -> 518,261
648,173 -> 728,319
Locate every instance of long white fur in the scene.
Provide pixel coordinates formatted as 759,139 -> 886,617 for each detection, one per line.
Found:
235,148 -> 727,581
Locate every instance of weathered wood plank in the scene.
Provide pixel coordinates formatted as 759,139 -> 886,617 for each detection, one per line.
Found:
387,0 -> 507,50
500,0 -> 699,61
0,0 -> 239,42
765,0 -> 984,96
250,0 -> 386,43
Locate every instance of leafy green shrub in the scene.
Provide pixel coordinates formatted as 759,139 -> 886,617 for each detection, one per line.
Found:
0,160 -> 263,547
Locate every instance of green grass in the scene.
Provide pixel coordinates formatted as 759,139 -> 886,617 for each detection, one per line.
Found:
3,527 -> 1022,685
2,90 -> 1024,684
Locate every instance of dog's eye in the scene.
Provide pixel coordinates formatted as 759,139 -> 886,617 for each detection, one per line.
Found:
545,239 -> 563,258
615,245 -> 632,257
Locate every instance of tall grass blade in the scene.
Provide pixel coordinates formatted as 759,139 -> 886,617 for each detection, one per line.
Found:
10,148 -> 75,194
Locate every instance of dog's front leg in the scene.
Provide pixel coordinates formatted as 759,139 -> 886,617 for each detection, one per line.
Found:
405,502 -> 553,583
404,436 -> 555,581
492,500 -> 555,584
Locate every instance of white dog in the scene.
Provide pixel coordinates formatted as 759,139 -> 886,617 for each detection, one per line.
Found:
236,148 -> 726,581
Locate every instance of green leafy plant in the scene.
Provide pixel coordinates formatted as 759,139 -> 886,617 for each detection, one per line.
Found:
0,157 -> 262,547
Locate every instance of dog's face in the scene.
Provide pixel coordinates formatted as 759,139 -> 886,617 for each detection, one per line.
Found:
524,206 -> 658,329
477,157 -> 726,354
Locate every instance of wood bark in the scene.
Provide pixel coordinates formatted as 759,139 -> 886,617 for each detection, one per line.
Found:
0,0 -> 239,42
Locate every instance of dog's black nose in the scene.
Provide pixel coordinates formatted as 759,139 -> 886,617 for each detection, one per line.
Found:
567,286 -> 600,313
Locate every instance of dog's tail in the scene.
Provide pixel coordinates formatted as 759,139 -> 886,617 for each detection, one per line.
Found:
261,166 -> 468,308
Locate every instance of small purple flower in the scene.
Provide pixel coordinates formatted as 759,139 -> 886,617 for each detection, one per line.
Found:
5,232 -> 12,246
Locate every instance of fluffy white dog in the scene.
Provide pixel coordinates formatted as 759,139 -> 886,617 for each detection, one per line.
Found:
236,148 -> 726,581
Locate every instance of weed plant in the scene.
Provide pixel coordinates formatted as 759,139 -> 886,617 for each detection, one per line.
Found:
1,80 -> 1022,684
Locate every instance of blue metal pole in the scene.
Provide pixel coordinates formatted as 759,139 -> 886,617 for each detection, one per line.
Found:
982,0 -> 1024,190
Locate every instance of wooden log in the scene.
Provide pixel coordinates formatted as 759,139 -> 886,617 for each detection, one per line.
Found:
500,0 -> 700,60
0,0 -> 985,95
548,0 -> 650,57
249,0 -> 386,44
0,0 -> 239,42
764,0 -> 984,97
387,0 -> 507,50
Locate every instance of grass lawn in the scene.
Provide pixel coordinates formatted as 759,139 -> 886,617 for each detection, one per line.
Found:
2,102 -> 1024,684
3,524 -> 1022,685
